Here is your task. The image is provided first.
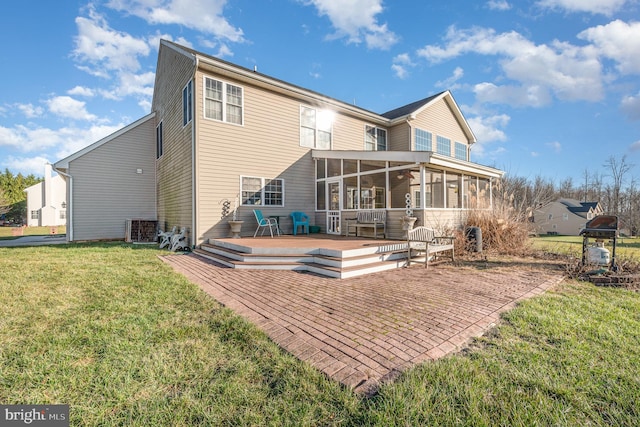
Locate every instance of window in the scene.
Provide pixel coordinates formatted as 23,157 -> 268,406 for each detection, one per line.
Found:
300,106 -> 332,149
415,128 -> 432,151
241,176 -> 284,206
365,125 -> 387,151
436,136 -> 451,156
182,80 -> 192,126
563,213 -> 569,221
204,77 -> 243,125
455,142 -> 467,160
156,122 -> 163,159
60,210 -> 66,220
31,210 -> 39,220
548,214 -> 553,220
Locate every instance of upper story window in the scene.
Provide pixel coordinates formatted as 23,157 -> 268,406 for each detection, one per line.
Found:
31,210 -> 39,220
182,80 -> 192,126
300,106 -> 332,149
454,142 -> 467,160
365,125 -> 387,151
204,77 -> 243,125
415,128 -> 432,151
436,135 -> 451,156
156,121 -> 163,159
241,176 -> 284,207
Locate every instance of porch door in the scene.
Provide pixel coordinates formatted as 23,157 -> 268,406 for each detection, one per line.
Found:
327,180 -> 341,235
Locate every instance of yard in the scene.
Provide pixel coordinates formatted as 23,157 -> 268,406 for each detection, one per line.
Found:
1,242 -> 639,425
0,225 -> 67,240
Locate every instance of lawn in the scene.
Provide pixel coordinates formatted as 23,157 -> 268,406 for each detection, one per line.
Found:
0,225 -> 67,240
530,234 -> 640,260
1,243 -> 639,426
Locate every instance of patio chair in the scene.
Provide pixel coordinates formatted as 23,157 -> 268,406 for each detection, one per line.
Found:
158,225 -> 177,249
290,211 -> 310,235
253,209 -> 279,237
169,227 -> 190,251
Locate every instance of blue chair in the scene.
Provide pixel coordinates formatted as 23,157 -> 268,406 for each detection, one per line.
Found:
253,209 -> 279,237
290,211 -> 310,235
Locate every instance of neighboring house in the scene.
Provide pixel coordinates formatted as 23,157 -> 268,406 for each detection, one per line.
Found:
24,164 -> 67,227
55,40 -> 504,245
533,198 -> 603,235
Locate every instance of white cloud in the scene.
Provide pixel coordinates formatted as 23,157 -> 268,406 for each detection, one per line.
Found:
2,156 -> 52,176
46,96 -> 97,121
578,20 -> 640,75
73,6 -> 151,75
474,82 -> 553,107
487,0 -> 511,11
68,86 -> 95,97
467,113 -> 510,158
391,53 -> 414,79
106,0 -> 244,43
536,0 -> 629,16
16,103 -> 44,119
418,26 -> 604,106
436,66 -> 464,89
303,0 -> 398,50
546,141 -> 562,152
630,140 -> 640,152
621,91 -> 640,120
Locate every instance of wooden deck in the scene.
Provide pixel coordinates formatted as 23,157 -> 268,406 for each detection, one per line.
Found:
195,234 -> 412,278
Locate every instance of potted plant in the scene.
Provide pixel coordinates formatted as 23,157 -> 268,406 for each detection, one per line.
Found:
227,197 -> 244,238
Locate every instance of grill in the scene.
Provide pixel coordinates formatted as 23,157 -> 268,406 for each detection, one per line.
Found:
579,215 -> 618,270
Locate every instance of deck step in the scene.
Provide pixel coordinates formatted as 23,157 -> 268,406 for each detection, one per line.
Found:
194,238 -> 411,279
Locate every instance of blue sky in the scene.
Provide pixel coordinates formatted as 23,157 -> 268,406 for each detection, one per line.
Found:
1,0 -> 639,185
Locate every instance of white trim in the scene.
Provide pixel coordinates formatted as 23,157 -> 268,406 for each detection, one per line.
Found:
202,75 -> 244,126
182,79 -> 193,127
240,175 -> 285,207
299,104 -> 334,149
364,124 -> 387,151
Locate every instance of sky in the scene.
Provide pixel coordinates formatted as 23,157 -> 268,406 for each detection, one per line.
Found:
1,0 -> 639,186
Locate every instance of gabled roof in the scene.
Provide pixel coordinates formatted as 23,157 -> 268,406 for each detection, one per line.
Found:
54,113 -> 156,169
382,91 -> 476,143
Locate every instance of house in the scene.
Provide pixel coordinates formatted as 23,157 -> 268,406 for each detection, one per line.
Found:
24,164 -> 67,227
54,40 -> 504,245
533,198 -> 603,235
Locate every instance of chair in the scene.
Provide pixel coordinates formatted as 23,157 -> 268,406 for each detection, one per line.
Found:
253,210 -> 279,237
406,226 -> 454,268
290,211 -> 310,235
169,227 -> 190,251
158,226 -> 177,249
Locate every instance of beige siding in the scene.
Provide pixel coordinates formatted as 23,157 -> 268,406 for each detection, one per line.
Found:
154,45 -> 196,240
412,98 -> 471,154
194,69 -> 378,241
388,122 -> 411,151
533,202 -> 587,235
69,118 -> 156,241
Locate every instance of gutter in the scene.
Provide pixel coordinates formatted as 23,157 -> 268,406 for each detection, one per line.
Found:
192,57 -> 198,248
50,164 -> 73,242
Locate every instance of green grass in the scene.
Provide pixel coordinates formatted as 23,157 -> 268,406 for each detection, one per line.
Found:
1,243 -> 639,426
0,225 -> 66,240
530,234 -> 640,260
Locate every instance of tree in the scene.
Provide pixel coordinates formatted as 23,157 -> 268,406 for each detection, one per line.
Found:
0,188 -> 10,216
604,155 -> 633,216
0,169 -> 42,223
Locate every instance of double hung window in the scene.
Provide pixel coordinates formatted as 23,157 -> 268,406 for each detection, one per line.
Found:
365,125 -> 387,151
241,176 -> 284,206
204,77 -> 243,125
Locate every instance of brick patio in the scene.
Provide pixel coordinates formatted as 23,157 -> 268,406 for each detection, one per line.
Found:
161,253 -> 564,395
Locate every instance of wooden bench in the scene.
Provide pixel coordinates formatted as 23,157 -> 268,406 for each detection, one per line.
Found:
406,226 -> 455,268
344,210 -> 386,239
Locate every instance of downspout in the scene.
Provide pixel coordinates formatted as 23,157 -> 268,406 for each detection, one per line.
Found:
51,165 -> 73,242
191,57 -> 198,248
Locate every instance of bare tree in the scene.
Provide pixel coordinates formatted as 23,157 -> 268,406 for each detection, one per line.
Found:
604,155 -> 633,216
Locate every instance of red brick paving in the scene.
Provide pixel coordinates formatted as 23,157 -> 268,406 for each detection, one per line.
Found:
161,254 -> 564,395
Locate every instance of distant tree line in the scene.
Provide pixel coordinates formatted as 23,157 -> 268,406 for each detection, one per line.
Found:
0,169 -> 42,224
497,155 -> 639,234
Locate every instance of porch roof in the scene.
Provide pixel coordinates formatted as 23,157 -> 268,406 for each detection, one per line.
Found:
311,150 -> 504,179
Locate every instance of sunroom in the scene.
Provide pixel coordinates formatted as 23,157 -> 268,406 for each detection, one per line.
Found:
312,150 -> 504,239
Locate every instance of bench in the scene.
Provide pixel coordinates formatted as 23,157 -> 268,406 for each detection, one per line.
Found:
345,210 -> 386,239
406,226 -> 455,268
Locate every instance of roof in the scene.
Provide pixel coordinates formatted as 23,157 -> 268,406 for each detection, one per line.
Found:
161,40 -> 476,142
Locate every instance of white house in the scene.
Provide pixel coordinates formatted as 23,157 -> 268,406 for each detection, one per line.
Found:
24,164 -> 67,227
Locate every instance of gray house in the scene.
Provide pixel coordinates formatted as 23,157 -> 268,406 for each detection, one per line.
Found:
533,198 -> 603,235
